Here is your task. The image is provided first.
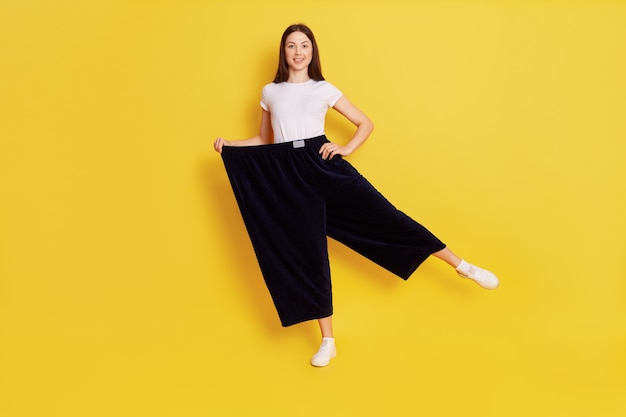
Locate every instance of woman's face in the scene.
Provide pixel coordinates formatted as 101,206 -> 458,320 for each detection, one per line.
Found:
284,31 -> 313,72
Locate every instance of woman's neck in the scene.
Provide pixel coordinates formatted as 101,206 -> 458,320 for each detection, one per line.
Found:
287,69 -> 311,84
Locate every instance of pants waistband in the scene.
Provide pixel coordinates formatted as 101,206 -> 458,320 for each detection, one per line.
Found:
222,135 -> 329,157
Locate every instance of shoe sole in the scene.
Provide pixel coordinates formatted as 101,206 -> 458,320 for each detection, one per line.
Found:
458,273 -> 499,290
311,352 -> 337,367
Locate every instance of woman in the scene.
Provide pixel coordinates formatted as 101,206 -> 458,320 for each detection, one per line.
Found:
214,24 -> 499,367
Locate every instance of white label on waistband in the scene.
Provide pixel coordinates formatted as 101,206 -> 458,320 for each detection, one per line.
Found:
292,140 -> 305,149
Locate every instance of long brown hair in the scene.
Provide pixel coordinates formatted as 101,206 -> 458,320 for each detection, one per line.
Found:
273,24 -> 325,83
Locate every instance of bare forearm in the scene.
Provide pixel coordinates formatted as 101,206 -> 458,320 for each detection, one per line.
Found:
344,119 -> 374,154
319,118 -> 373,160
323,96 -> 375,158
214,134 -> 272,154
224,135 -> 271,147
214,109 -> 273,152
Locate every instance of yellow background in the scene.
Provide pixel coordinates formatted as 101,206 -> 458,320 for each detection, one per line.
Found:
1,1 -> 625,416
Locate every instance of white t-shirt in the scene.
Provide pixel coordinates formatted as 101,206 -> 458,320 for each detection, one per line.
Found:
260,79 -> 343,143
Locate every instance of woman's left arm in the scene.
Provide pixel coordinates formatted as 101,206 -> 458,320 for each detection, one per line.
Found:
319,96 -> 374,160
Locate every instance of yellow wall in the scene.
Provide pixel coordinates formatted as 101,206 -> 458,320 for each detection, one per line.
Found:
1,1 -> 625,416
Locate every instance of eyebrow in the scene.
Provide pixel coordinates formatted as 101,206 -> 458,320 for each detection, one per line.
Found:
286,40 -> 311,45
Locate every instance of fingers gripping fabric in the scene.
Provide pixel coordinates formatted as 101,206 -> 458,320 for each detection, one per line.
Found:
221,136 -> 446,327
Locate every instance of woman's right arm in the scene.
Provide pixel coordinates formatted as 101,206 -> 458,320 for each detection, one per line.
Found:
214,110 -> 273,153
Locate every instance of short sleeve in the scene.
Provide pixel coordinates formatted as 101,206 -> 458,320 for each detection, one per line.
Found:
260,84 -> 270,111
326,83 -> 343,108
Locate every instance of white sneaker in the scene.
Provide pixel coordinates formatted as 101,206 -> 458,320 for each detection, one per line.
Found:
457,263 -> 500,290
311,338 -> 336,367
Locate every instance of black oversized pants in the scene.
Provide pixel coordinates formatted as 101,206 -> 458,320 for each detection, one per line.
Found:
221,136 -> 446,327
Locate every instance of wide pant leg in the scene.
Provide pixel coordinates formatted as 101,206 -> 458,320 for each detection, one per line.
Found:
221,138 -> 333,327
324,157 -> 446,279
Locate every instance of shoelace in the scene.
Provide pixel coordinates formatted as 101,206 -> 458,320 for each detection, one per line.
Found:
467,266 -> 486,283
316,342 -> 333,355
459,265 -> 498,289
